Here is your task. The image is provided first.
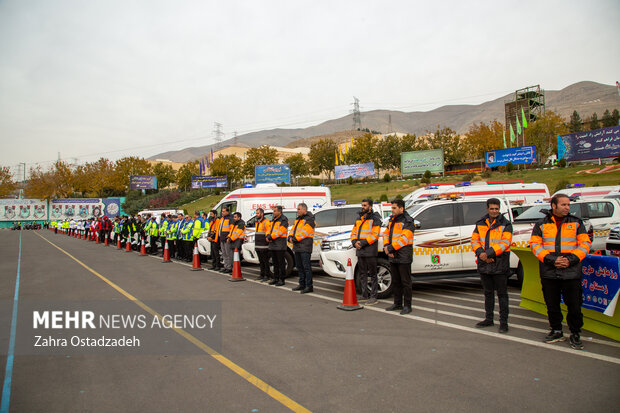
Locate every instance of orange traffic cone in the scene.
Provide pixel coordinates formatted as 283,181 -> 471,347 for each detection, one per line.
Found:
96,231 -> 100,244
139,238 -> 147,256
162,240 -> 171,263
124,237 -> 132,252
229,247 -> 245,282
337,258 -> 363,311
190,242 -> 203,271
116,236 -> 122,249
104,233 -> 109,246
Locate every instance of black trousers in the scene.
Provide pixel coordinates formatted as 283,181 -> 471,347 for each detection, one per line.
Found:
160,237 -> 166,255
184,240 -> 193,261
271,250 -> 286,281
166,239 -> 175,258
479,272 -> 509,323
358,256 -> 378,299
211,241 -> 221,268
541,277 -> 583,334
256,248 -> 270,278
390,263 -> 412,307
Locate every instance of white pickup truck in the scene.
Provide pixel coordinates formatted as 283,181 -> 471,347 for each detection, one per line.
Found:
319,197 -> 594,299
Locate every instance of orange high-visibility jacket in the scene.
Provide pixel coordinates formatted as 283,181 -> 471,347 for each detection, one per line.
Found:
351,211 -> 382,257
530,213 -> 591,279
471,214 -> 513,274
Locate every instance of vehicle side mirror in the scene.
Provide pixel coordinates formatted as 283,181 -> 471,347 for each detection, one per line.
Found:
414,220 -> 421,229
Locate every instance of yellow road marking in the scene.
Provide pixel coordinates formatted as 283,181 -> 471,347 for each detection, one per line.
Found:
35,233 -> 311,413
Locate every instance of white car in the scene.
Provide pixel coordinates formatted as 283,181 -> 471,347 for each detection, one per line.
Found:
242,203 -> 389,276
605,226 -> 620,256
320,197 -> 594,299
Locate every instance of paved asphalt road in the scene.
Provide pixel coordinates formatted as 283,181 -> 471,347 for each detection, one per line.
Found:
1,230 -> 619,412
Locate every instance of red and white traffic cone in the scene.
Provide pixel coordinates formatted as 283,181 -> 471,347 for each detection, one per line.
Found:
96,231 -> 100,244
125,237 -> 132,252
162,240 -> 171,263
139,238 -> 147,256
104,233 -> 109,246
190,242 -> 203,271
338,259 -> 363,311
229,247 -> 245,282
116,236 -> 122,250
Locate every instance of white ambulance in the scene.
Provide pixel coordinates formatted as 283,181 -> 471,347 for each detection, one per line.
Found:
553,184 -> 620,198
434,181 -> 550,204
197,184 -> 331,259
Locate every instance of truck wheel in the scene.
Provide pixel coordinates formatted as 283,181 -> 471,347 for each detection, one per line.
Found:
356,258 -> 393,299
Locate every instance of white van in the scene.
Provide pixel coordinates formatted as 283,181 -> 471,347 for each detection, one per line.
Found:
554,184 -> 620,199
404,184 -> 456,205
434,182 -> 549,204
197,185 -> 331,262
211,184 -> 331,221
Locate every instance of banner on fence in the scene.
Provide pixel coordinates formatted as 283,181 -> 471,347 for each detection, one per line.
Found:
50,198 -> 123,219
191,175 -> 228,189
335,162 -> 375,179
485,145 -> 537,167
558,126 -> 620,161
401,149 -> 444,175
0,199 -> 47,221
255,164 -> 291,185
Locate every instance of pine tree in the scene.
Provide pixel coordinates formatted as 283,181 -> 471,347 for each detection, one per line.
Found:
612,109 -> 620,126
568,110 -> 583,132
601,109 -> 614,127
589,113 -> 600,130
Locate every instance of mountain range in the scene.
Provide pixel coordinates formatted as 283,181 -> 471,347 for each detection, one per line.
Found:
149,81 -> 620,162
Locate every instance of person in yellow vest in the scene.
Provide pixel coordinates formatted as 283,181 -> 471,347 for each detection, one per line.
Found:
530,194 -> 592,350
288,203 -> 315,293
351,198 -> 382,305
383,199 -> 415,315
471,198 -> 513,333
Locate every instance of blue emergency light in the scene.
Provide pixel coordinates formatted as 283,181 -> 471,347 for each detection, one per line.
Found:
244,183 -> 253,188
427,185 -> 439,189
456,182 -> 471,187
333,200 -> 347,206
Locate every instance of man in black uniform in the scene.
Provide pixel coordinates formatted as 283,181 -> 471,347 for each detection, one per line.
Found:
351,199 -> 383,305
267,205 -> 289,286
254,208 -> 271,282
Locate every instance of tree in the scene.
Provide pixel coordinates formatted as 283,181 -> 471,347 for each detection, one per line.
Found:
589,113 -> 600,130
210,154 -> 243,184
463,120 -> 504,160
612,109 -> 620,126
0,166 -> 16,198
112,157 -> 153,192
348,133 -> 378,165
25,161 -> 74,199
283,153 -> 309,180
601,109 -> 618,128
308,138 -> 338,180
568,110 -> 582,132
426,126 -> 465,166
73,158 -> 117,197
242,145 -> 279,178
524,110 -> 568,164
153,163 -> 176,189
376,134 -> 401,171
176,161 -> 199,191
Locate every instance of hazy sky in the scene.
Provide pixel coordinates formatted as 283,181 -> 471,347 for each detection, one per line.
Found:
1,0 -> 619,175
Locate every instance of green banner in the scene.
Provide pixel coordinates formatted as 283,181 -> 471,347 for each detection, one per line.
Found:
400,149 -> 444,175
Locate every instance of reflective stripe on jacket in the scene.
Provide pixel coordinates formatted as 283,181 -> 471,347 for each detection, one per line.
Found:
351,211 -> 382,257
255,218 -> 271,249
192,219 -> 203,239
268,215 -> 289,251
289,212 -> 315,253
530,212 -> 591,280
383,212 -> 415,264
471,213 -> 513,275
228,220 -> 246,250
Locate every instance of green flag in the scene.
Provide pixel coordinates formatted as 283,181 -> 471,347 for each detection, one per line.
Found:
521,107 -> 528,129
503,129 -> 507,148
516,114 -> 522,135
510,124 -> 516,143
